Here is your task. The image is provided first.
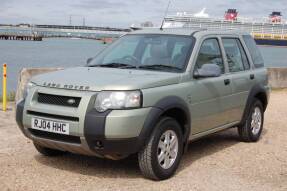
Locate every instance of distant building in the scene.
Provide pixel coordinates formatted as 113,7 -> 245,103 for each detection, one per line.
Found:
140,21 -> 154,27
16,23 -> 31,28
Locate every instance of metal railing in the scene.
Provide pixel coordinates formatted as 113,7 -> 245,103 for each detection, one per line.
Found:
0,26 -> 128,39
164,16 -> 287,39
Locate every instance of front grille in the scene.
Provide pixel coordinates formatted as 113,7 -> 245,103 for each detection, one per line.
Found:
37,93 -> 81,107
29,129 -> 81,144
27,110 -> 79,122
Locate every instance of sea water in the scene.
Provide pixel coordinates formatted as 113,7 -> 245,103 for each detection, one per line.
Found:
0,38 -> 287,93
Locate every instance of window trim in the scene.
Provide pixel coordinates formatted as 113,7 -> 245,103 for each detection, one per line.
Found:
192,37 -> 225,76
236,39 -> 251,70
88,34 -> 196,73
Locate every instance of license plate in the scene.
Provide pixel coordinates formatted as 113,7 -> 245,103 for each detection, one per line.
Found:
31,118 -> 69,135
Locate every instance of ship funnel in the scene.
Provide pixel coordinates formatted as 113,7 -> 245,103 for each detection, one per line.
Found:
269,11 -> 282,23
224,9 -> 238,21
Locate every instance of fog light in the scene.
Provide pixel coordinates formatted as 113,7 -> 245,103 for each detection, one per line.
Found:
94,140 -> 103,149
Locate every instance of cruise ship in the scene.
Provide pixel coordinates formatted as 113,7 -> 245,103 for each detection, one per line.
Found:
163,9 -> 287,46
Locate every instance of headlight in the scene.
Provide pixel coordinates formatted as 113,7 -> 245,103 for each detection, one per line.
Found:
23,82 -> 36,99
95,91 -> 142,112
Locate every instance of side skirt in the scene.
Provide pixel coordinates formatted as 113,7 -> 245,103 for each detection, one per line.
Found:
189,121 -> 240,141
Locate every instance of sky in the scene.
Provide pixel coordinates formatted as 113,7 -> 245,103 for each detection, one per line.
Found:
1,0 -> 287,28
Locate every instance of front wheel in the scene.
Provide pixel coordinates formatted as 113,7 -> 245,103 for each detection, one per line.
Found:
138,117 -> 183,180
238,99 -> 264,142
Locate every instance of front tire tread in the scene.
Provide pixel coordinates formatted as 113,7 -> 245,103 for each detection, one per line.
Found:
138,117 -> 183,180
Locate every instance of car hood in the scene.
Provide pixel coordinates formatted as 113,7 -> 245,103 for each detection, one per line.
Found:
31,67 -> 181,91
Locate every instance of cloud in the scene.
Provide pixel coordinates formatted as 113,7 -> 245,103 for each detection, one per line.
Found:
0,0 -> 14,11
0,0 -> 287,27
104,10 -> 131,15
72,0 -> 127,10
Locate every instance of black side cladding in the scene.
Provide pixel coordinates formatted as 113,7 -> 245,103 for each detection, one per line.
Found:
137,96 -> 191,152
84,108 -> 142,155
84,108 -> 111,149
240,84 -> 268,125
16,100 -> 25,129
83,96 -> 191,155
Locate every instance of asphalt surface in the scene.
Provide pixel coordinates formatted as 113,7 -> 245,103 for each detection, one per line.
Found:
0,90 -> 286,191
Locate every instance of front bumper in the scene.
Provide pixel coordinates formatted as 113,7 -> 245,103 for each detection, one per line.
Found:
15,87 -> 152,158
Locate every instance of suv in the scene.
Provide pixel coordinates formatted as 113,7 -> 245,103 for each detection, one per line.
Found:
16,29 -> 270,180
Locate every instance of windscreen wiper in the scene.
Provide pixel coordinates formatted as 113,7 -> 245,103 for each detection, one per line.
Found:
139,64 -> 182,71
89,63 -> 137,69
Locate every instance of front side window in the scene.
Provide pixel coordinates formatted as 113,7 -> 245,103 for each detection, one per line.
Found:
222,38 -> 246,72
88,34 -> 194,72
195,38 -> 224,73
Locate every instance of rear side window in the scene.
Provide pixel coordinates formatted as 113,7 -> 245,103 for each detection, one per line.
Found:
222,38 -> 246,72
243,35 -> 264,68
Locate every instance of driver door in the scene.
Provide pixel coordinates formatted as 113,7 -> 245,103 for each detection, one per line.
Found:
190,37 -> 233,135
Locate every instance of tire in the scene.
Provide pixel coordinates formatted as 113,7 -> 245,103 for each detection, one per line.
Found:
33,142 -> 67,156
138,117 -> 183,180
238,99 -> 264,142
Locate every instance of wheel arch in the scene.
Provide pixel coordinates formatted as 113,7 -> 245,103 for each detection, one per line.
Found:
240,84 -> 268,125
254,92 -> 268,111
139,96 -> 191,152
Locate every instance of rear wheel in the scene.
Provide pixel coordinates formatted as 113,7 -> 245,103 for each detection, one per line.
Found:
33,142 -> 67,156
138,117 -> 183,180
238,99 -> 264,142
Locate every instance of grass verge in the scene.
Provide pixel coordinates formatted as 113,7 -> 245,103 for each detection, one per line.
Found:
0,91 -> 16,102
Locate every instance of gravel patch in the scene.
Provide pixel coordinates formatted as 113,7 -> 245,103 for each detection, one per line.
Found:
0,90 -> 286,191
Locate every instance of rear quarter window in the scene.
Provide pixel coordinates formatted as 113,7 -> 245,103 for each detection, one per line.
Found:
242,35 -> 264,68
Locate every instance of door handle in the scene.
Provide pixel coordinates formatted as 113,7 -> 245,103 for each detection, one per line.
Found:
224,79 -> 230,85
250,74 -> 255,80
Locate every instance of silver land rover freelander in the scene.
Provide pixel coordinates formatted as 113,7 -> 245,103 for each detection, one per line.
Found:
16,28 -> 270,180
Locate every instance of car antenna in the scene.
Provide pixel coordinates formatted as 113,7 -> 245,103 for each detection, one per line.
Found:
160,0 -> 172,30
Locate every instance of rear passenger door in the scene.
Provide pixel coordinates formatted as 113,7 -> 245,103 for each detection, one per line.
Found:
221,37 -> 256,122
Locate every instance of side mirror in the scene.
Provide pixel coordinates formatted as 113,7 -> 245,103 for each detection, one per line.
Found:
194,64 -> 221,78
86,57 -> 93,65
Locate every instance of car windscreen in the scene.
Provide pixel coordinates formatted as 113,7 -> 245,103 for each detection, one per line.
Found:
88,34 -> 194,72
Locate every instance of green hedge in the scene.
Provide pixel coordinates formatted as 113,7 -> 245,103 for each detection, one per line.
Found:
0,91 -> 16,102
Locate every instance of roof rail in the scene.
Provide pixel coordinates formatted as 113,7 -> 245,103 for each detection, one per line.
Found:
190,28 -> 207,35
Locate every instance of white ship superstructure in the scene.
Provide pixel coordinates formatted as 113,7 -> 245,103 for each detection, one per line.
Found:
163,9 -> 287,46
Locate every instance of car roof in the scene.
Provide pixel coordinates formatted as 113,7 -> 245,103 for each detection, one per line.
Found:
130,28 -> 199,36
129,28 -> 250,37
